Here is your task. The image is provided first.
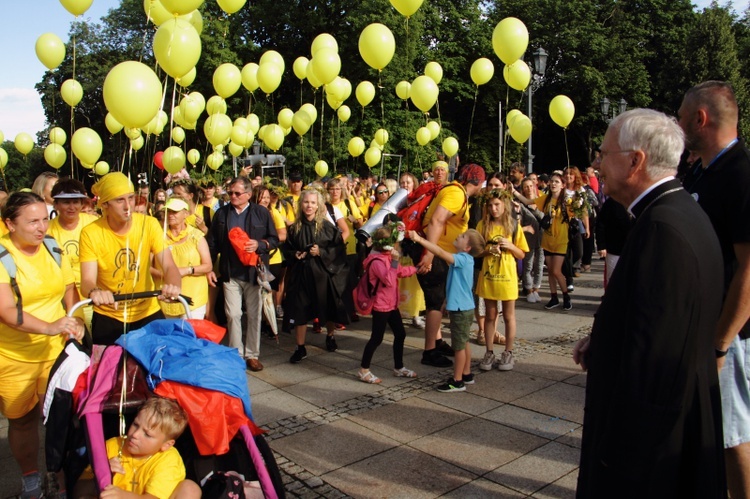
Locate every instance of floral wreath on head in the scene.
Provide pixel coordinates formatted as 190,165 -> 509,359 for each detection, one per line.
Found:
372,219 -> 406,251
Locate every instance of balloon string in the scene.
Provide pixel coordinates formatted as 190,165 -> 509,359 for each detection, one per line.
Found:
467,86 -> 479,153
564,129 -> 570,167
72,32 -> 77,80
319,90 -> 325,158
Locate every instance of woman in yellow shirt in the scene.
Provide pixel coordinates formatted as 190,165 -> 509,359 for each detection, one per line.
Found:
0,192 -> 84,498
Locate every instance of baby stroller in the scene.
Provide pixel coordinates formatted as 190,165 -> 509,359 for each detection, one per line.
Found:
43,291 -> 285,498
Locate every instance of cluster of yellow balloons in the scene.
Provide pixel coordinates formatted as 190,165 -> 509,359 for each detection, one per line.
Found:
507,109 -> 532,144
415,120 -> 441,146
491,17 -> 531,92
44,127 -> 67,169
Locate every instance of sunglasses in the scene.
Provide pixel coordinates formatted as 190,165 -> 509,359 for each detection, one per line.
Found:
228,191 -> 247,197
376,190 -> 389,195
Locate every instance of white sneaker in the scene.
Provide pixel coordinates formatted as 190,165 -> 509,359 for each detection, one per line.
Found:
497,351 -> 515,371
479,351 -> 496,371
276,305 -> 284,318
412,316 -> 425,329
533,291 -> 541,302
526,292 -> 536,303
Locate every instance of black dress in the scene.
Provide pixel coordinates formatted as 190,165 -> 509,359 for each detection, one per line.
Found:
281,217 -> 349,326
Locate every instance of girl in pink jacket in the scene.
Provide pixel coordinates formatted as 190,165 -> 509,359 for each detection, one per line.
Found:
358,224 -> 418,384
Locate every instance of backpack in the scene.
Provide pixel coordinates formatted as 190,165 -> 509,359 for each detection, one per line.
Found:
397,182 -> 467,235
352,256 -> 384,315
0,235 -> 62,325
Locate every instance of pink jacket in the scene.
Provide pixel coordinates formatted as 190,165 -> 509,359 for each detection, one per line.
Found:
362,251 -> 417,312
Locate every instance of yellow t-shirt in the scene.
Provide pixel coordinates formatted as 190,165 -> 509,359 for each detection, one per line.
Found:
535,193 -> 571,254
0,235 -> 73,361
330,199 -> 362,255
79,213 -> 165,322
0,220 -> 8,236
160,227 -> 208,316
47,213 -> 98,290
269,207 -> 286,265
475,221 -> 529,301
106,437 -> 186,498
422,182 -> 468,253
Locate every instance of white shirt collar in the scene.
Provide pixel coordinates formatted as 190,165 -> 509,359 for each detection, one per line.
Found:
627,176 -> 675,216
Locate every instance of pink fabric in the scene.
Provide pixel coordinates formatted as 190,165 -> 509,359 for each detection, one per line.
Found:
239,425 -> 278,499
363,252 -> 416,312
588,174 -> 599,194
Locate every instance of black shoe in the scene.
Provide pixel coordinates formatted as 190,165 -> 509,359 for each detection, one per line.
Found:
437,379 -> 466,392
544,296 -> 560,309
290,345 -> 307,363
325,335 -> 338,352
351,313 -> 360,322
421,349 -> 453,368
435,340 -> 455,357
563,296 -> 572,311
462,373 -> 475,385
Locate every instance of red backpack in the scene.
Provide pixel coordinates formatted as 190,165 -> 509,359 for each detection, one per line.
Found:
397,182 -> 466,236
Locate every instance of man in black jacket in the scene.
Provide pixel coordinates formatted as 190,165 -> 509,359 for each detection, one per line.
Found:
207,177 -> 278,372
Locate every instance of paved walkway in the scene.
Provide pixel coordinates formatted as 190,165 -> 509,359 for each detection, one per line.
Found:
1,263 -> 603,498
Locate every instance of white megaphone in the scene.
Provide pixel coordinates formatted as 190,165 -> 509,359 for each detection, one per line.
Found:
356,188 -> 409,243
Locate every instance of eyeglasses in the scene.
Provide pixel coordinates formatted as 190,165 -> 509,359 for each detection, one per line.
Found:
228,191 -> 247,197
596,149 -> 637,162
376,190 -> 389,195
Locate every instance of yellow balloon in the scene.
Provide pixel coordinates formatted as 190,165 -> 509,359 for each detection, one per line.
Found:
207,151 -> 224,170
258,125 -> 267,141
228,141 -> 244,157
231,124 -> 249,147
61,79 -> 83,107
184,10 -> 203,34
300,103 -> 318,123
293,57 -> 309,81
325,77 -> 346,101
549,95 -> 576,128
153,18 -> 202,79
105,113 -> 123,135
59,0 -> 93,16
0,131 -> 4,144
206,95 -> 227,116
442,137 -> 459,157
425,62 -> 443,84
374,129 -> 389,146
311,33 -> 338,55
172,127 -> 185,144
315,160 -> 329,177
263,124 -> 284,151
204,114 -> 233,146
326,92 -> 342,110
246,113 -> 260,134
416,127 -> 431,146
506,109 -> 522,128
364,147 -> 382,168
94,161 -> 110,176
337,105 -> 351,123
410,75 -> 439,113
0,148 -> 7,169
389,0 -> 424,17
241,63 -> 260,92
278,108 -> 294,129
124,127 -> 142,140
359,24 -> 395,71
503,60 -> 531,91
163,146 -> 186,174
257,63 -> 283,94
509,114 -> 532,143
35,33 -> 65,70
338,78 -> 352,101
370,139 -> 384,152
427,120 -> 440,140
143,0 -> 171,25
14,133 -> 34,155
130,135 -> 145,151
470,58 -> 494,86
178,67 -> 197,87
492,17 -> 529,65
292,111 -> 312,136
71,127 -> 102,165
44,144 -> 66,169
356,81 -> 375,107
348,137 -> 365,157
310,49 -> 341,85
395,81 -> 411,100
49,127 -> 67,145
187,149 -> 200,165
103,61 -> 162,129
213,63 -> 242,98
217,0 -> 246,15
160,0 -> 204,16
259,50 -> 285,74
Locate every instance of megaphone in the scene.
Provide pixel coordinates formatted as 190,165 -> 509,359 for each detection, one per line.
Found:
356,188 -> 408,243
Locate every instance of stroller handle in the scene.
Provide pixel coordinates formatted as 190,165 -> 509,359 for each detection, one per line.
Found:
67,291 -> 193,319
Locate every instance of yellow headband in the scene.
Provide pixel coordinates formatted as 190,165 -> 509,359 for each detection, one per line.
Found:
92,172 -> 134,207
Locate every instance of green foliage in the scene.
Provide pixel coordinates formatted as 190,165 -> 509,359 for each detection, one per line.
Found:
0,142 -> 49,192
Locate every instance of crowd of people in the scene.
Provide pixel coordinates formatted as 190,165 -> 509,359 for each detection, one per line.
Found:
1,79 -> 750,497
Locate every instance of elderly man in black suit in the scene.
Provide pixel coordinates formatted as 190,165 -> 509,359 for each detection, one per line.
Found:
573,108 -> 726,498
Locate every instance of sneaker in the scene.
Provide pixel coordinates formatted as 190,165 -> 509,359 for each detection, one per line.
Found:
497,350 -> 515,371
276,305 -> 284,318
479,351 -> 496,371
462,373 -> 475,385
289,345 -> 307,363
567,284 -> 574,292
335,323 -> 346,330
20,472 -> 42,499
412,316 -> 425,329
421,349 -> 453,367
437,379 -> 466,392
435,340 -> 455,357
563,296 -> 572,311
544,296 -> 560,309
533,291 -> 541,302
325,335 -> 338,352
526,292 -> 537,303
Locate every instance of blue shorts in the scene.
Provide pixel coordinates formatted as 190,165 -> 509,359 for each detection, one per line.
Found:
720,335 -> 750,448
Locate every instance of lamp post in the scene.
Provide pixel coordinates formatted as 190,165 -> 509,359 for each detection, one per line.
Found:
527,47 -> 548,174
600,97 -> 628,124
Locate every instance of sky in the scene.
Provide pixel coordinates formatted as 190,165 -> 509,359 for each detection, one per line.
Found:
0,0 -> 746,143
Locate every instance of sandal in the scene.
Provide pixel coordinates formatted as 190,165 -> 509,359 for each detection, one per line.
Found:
476,330 -> 486,345
393,367 -> 417,378
358,370 -> 381,384
494,333 -> 506,345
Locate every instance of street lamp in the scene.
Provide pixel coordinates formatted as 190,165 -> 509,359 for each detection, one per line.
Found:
600,97 -> 628,123
527,47 -> 548,174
